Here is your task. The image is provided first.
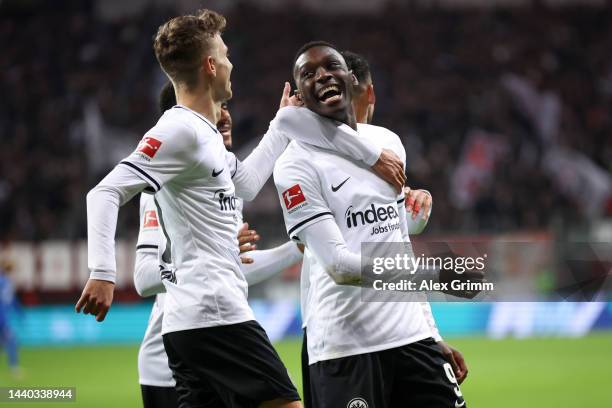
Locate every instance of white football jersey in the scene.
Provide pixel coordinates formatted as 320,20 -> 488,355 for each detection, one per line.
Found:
135,184 -> 247,386
274,123 -> 432,364
123,105 -> 251,335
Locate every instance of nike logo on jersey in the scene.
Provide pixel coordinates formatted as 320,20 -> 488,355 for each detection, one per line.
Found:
212,168 -> 224,177
331,177 -> 351,192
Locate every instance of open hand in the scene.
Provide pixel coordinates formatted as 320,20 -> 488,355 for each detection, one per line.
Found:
279,82 -> 303,108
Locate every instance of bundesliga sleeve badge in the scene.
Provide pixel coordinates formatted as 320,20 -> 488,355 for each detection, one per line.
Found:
136,136 -> 162,160
282,184 -> 307,213
143,210 -> 159,228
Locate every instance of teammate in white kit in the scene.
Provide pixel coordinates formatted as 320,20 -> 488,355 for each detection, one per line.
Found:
298,50 -> 444,408
75,10 -> 407,408
273,42 -> 467,407
135,88 -> 304,408
341,49 -> 469,383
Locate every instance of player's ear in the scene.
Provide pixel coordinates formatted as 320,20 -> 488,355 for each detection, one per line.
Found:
204,55 -> 216,76
367,83 -> 376,105
350,71 -> 358,86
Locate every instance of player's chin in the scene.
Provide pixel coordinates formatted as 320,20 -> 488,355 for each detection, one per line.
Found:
223,83 -> 232,100
315,100 -> 346,118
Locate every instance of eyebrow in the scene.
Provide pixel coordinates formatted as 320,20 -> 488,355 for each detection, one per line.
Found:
297,54 -> 342,72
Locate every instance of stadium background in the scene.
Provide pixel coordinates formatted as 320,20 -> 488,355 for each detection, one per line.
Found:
1,0 -> 611,406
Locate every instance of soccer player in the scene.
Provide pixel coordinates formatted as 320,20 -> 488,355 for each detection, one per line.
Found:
341,49 -> 468,384
298,51 -> 441,407
135,89 -> 305,408
273,42 -> 467,407
76,10 -> 405,408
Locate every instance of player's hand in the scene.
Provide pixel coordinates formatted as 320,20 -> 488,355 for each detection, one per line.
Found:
75,279 -> 115,322
439,267 -> 485,299
238,222 -> 259,254
240,256 -> 254,264
429,243 -> 485,299
238,222 -> 259,264
372,149 -> 406,193
405,187 -> 432,220
438,341 -> 468,384
279,81 -> 303,108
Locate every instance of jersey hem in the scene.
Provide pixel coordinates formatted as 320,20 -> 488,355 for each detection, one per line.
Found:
138,379 -> 176,387
308,332 -> 432,365
161,314 -> 255,335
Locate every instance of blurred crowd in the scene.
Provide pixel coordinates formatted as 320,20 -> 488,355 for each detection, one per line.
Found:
1,1 -> 610,241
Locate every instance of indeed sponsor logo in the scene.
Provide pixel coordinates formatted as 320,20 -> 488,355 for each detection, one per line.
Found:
345,204 -> 399,229
214,189 -> 237,212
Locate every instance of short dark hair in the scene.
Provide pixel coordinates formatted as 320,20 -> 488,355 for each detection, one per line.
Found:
292,40 -> 342,76
341,51 -> 371,85
159,82 -> 177,113
153,9 -> 226,89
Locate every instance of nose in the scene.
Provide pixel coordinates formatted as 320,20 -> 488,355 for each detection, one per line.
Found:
315,67 -> 332,83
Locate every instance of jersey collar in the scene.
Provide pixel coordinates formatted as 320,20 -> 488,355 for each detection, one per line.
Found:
173,105 -> 218,134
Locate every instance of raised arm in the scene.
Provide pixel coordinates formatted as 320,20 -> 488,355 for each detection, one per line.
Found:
232,84 -> 405,201
274,106 -> 405,191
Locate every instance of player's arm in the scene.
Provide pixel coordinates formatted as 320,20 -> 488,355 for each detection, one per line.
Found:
240,242 -> 303,286
229,127 -> 287,201
77,165 -> 150,321
273,103 -> 405,191
133,194 -> 165,297
231,84 -> 404,201
273,157 -> 363,285
297,219 -> 362,285
76,122 -> 198,321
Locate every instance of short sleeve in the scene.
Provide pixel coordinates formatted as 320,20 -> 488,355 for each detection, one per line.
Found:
136,193 -> 162,252
120,119 -> 197,192
273,155 -> 334,240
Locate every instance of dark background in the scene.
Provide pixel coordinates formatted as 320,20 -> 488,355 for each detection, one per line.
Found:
1,0 -> 610,244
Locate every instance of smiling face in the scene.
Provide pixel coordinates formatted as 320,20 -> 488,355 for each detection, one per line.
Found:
293,46 -> 356,123
217,102 -> 232,149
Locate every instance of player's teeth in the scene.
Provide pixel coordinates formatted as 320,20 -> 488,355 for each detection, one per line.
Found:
318,85 -> 340,98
